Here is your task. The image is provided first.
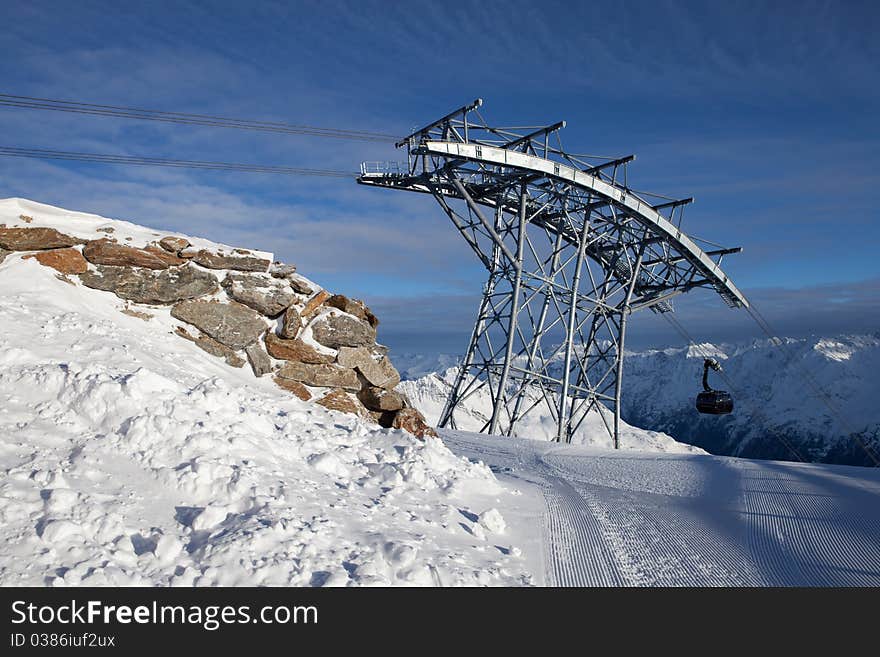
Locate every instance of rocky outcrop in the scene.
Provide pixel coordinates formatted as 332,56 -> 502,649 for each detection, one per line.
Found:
80,264 -> 218,304
0,219 -> 436,439
275,361 -> 360,391
265,333 -> 333,364
311,312 -> 377,349
83,239 -> 180,270
0,227 -> 85,250
192,249 -> 270,272
171,299 -> 266,350
22,248 -> 88,275
222,273 -> 297,316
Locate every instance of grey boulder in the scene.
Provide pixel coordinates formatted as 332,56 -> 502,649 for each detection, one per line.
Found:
171,299 -> 267,350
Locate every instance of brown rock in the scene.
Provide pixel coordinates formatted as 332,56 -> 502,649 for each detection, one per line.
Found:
325,294 -> 379,328
222,273 -> 297,316
19,214 -> 33,224
265,333 -> 334,364
143,245 -> 186,267
171,299 -> 267,350
0,227 -> 85,251
192,249 -> 270,272
315,388 -> 371,418
389,407 -> 438,439
357,386 -> 405,412
22,248 -> 88,275
273,376 -> 312,401
279,305 -> 302,339
158,236 -> 191,253
0,248 -> 10,265
245,341 -> 273,377
175,326 -> 245,368
83,239 -> 172,270
96,226 -> 114,234
301,289 -> 330,317
275,361 -> 360,391
79,264 -> 218,304
311,312 -> 376,349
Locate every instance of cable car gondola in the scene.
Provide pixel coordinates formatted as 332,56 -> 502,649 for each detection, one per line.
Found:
695,357 -> 733,415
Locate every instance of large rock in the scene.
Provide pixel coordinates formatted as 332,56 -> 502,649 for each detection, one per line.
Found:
222,273 -> 297,316
22,248 -> 88,275
335,346 -> 371,369
158,236 -> 190,253
272,376 -> 312,401
357,386 -> 405,412
269,261 -> 297,278
302,289 -> 330,317
315,388 -> 371,418
325,294 -> 379,328
310,312 -> 376,349
388,408 -> 438,439
359,357 -> 400,390
175,327 -> 245,368
275,361 -> 360,391
245,341 -> 273,377
0,227 -> 85,250
264,333 -> 334,364
171,299 -> 266,350
279,305 -> 302,339
335,346 -> 399,389
288,275 -> 314,295
192,249 -> 270,272
79,264 -> 218,304
83,239 -> 177,270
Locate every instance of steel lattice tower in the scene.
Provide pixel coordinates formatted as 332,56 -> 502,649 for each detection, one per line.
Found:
358,99 -> 748,446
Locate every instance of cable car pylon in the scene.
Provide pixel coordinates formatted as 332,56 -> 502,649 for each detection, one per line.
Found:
359,99 -> 748,446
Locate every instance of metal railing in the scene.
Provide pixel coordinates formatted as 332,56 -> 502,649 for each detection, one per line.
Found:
360,160 -> 407,176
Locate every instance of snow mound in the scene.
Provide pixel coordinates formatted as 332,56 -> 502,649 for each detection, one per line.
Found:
0,198 -> 532,586
397,368 -> 703,454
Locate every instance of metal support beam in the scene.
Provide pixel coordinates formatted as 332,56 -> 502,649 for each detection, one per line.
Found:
359,99 -> 747,446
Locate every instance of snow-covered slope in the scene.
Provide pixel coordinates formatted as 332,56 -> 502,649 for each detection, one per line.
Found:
398,368 -> 703,454
0,198 -> 534,586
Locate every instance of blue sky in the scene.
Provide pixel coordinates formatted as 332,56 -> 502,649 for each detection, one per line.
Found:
1,0 -> 878,355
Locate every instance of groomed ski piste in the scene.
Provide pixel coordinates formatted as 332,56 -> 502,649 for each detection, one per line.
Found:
2,198 -> 879,587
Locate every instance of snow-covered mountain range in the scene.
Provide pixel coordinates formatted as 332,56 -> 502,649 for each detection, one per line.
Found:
395,333 -> 880,466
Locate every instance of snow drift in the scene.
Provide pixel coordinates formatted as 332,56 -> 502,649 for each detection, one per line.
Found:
0,198 -> 533,586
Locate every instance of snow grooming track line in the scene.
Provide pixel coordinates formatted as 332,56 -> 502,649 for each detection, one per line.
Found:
571,481 -> 764,586
740,461 -> 880,586
542,476 -> 625,586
